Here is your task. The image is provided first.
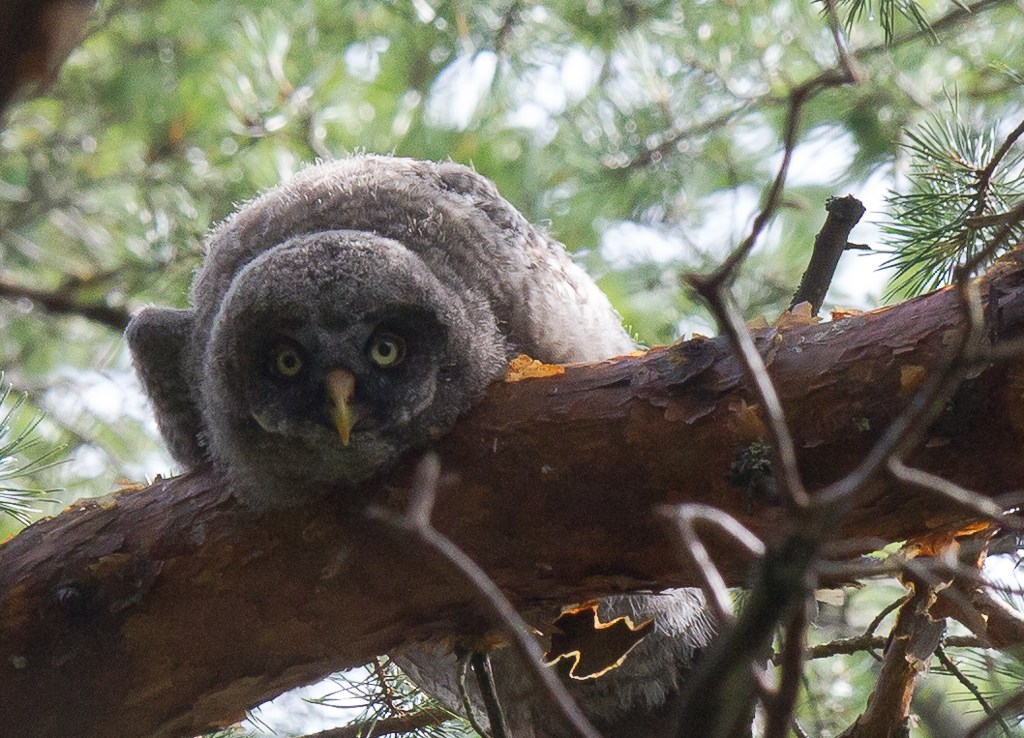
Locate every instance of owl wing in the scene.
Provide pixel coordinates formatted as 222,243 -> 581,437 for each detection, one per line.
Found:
125,306 -> 206,467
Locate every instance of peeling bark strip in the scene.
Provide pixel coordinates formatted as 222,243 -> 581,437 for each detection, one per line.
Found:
4,253 -> 1024,738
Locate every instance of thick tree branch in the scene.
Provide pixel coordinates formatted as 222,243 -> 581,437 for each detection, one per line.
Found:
5,253 -> 1024,737
1,0 -> 95,114
839,576 -> 947,738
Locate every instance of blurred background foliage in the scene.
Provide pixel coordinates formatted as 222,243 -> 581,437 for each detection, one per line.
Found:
1,0 -> 1023,735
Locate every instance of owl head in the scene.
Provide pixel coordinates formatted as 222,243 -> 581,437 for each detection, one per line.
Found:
196,229 -> 504,507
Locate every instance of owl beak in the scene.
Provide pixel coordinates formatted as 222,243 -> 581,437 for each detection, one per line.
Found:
325,368 -> 358,445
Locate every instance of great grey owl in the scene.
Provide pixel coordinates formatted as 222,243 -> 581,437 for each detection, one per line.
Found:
126,154 -> 712,737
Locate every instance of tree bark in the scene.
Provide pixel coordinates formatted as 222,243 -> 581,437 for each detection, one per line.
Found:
3,252 -> 1024,738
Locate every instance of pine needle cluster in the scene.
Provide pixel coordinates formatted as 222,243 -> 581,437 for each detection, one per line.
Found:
838,0 -> 933,43
883,102 -> 1024,297
307,658 -> 471,738
0,379 -> 60,526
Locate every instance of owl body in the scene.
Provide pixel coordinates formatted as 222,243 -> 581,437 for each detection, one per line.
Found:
128,155 -> 633,508
127,154 -> 711,736
396,589 -> 713,738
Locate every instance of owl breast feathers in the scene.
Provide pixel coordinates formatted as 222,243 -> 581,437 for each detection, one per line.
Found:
127,155 -> 635,508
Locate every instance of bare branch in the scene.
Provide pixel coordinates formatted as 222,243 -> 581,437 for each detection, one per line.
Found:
702,63 -> 856,286
0,276 -> 131,331
790,195 -> 868,315
308,706 -> 454,738
804,635 -> 887,660
887,457 -> 1019,526
661,503 -> 766,622
935,646 -> 1014,738
963,199 -> 1024,278
368,453 -> 602,738
864,596 -> 907,638
820,0 -> 862,82
764,604 -> 809,738
839,583 -> 946,738
687,283 -> 809,510
854,0 -> 1014,61
819,278 -> 988,508
966,690 -> 1024,738
976,115 -> 1024,201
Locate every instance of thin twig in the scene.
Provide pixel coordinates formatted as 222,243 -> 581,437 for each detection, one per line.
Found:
623,0 -> 1008,176
308,705 -> 453,738
675,530 -> 819,737
370,656 -> 401,716
701,66 -> 855,288
764,605 -> 809,738
624,101 -> 757,170
977,116 -> 1024,188
819,0 -> 862,82
493,0 -> 525,55
865,596 -> 908,638
964,206 -> 1024,229
670,24 -> 871,731
964,688 -> 1024,738
0,276 -> 131,331
887,457 -> 1022,527
684,17 -> 861,511
685,284 -> 809,510
470,652 -> 508,738
818,280 -> 988,507
817,553 -> 997,585
804,635 -> 887,660
367,453 -> 602,738
944,636 -> 993,648
827,215 -> 1024,550
935,646 -> 1014,738
661,503 -> 766,622
964,116 -> 1024,222
854,0 -> 1012,62
457,651 -> 491,738
961,199 -> 1024,279
856,595 -> 909,662
777,632 -> 989,662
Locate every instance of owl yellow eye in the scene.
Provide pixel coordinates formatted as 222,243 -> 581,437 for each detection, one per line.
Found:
367,332 -> 406,368
273,346 -> 304,377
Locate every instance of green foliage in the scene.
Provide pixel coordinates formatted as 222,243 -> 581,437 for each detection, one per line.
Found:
2,0 -> 1024,735
0,380 -> 60,529
301,659 -> 472,738
935,644 -> 1024,725
882,98 -> 1024,297
838,0 -> 934,44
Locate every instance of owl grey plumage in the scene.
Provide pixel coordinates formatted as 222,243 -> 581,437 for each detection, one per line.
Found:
127,155 -> 632,508
396,589 -> 713,738
126,154 -> 712,736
